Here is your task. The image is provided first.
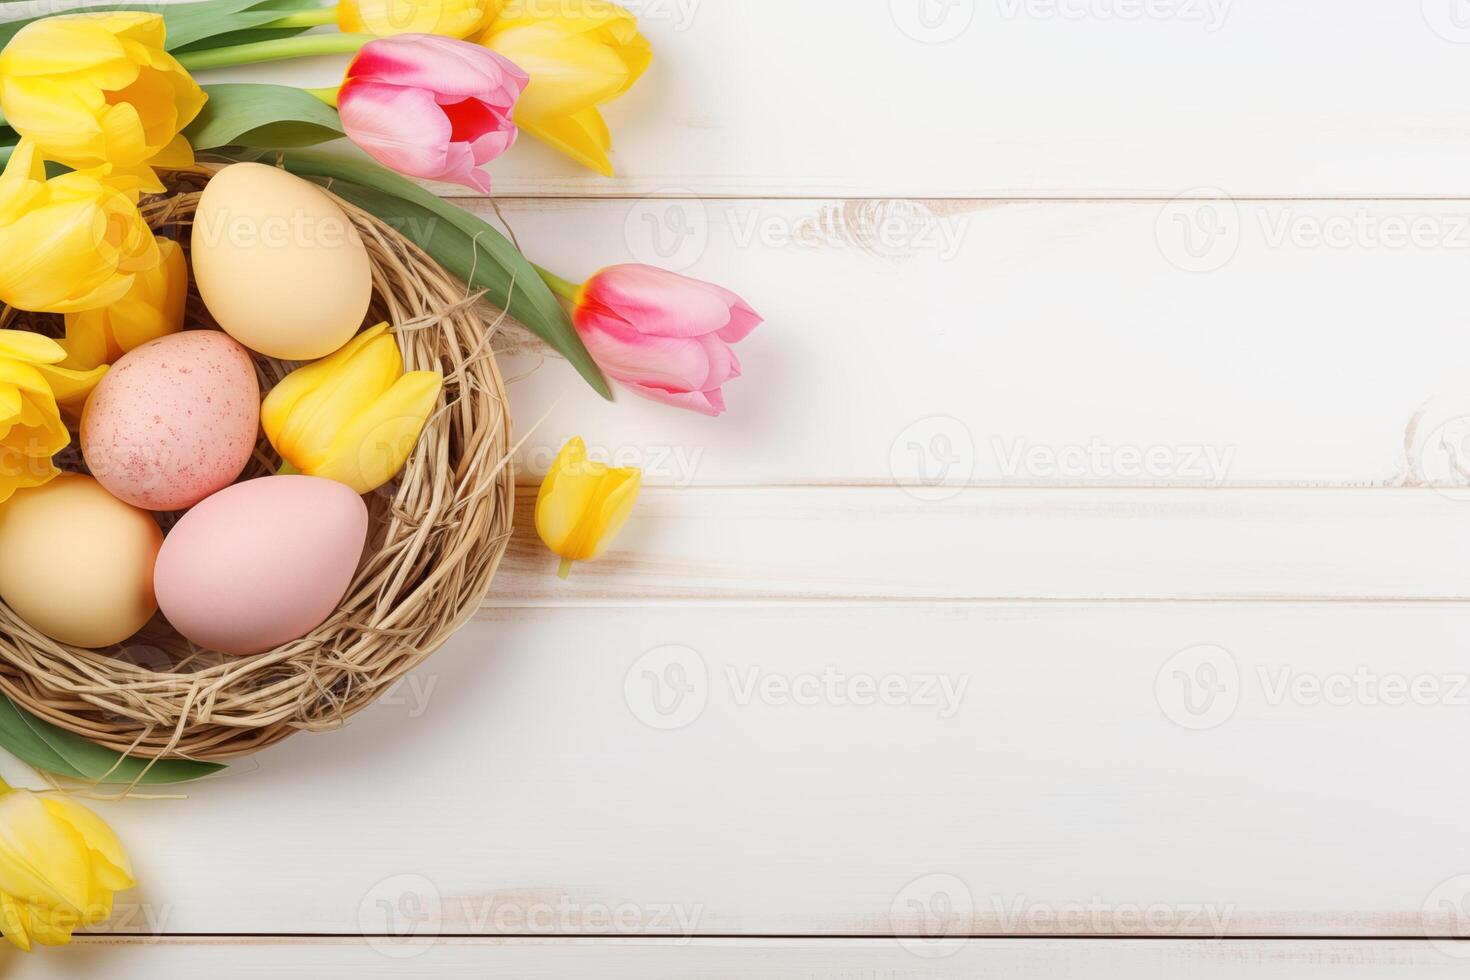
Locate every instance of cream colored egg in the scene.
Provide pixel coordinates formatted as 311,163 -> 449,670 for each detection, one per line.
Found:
0,475 -> 162,649
191,163 -> 372,360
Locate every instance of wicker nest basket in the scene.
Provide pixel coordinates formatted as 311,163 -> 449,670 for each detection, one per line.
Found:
0,165 -> 514,762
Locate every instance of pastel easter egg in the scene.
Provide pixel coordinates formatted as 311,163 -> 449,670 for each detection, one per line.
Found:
191,163 -> 372,360
0,475 -> 162,649
82,331 -> 259,512
154,475 -> 368,655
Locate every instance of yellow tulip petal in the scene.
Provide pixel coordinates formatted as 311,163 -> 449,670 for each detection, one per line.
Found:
0,17 -> 135,84
341,0 -> 492,38
0,386 -> 20,422
262,322 -> 394,440
562,465 -> 639,560
41,798 -> 135,892
273,335 -> 402,470
0,360 -> 59,398
521,109 -> 614,177
0,794 -> 90,913
83,880 -> 113,926
493,22 -> 632,119
0,893 -> 31,952
0,77 -> 108,167
314,371 -> 443,493
536,436 -> 599,551
20,901 -> 75,947
0,331 -> 65,365
148,133 -> 195,169
34,363 -> 107,413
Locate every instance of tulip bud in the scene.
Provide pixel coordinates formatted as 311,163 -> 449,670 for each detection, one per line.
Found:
0,141 -> 161,315
568,264 -> 761,417
0,781 -> 136,951
478,0 -> 652,175
535,436 -> 641,578
0,12 -> 206,171
337,34 -> 528,192
262,322 -> 443,495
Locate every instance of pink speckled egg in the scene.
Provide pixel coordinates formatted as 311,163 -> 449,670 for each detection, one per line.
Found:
155,476 -> 368,655
82,331 -> 259,511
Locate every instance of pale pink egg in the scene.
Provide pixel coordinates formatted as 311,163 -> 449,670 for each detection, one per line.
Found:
82,331 -> 259,511
154,475 -> 368,655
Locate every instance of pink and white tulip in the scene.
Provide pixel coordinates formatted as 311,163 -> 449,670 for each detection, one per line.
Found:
572,264 -> 762,417
338,34 -> 527,192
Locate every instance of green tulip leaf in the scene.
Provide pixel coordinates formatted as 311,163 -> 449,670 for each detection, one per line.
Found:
278,150 -> 613,400
187,83 -> 344,151
0,694 -> 224,785
0,0 -> 320,55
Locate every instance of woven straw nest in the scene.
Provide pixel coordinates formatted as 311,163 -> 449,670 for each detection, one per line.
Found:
0,164 -> 514,762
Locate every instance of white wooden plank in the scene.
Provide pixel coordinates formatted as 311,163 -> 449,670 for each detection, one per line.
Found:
17,938 -> 1470,978
491,487 -> 1470,603
45,604 -> 1470,936
185,1 -> 1470,198
483,197 -> 1470,488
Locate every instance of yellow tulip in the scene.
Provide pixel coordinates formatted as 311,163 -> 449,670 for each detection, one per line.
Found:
60,237 -> 187,373
0,12 -> 206,171
0,781 -> 135,952
0,331 -> 105,505
479,0 -> 651,175
262,322 -> 443,494
339,0 -> 495,38
535,436 -> 641,578
0,140 -> 161,315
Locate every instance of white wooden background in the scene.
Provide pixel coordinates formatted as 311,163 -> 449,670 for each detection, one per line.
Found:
11,0 -> 1470,974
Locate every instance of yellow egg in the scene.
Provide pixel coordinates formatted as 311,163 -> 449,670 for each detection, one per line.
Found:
0,475 -> 162,649
191,163 -> 373,360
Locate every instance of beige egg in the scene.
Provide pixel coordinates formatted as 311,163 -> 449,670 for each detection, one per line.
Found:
191,163 -> 372,360
0,475 -> 162,649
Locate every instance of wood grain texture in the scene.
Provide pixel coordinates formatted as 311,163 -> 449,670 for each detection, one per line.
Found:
182,0 -> 1470,198
20,938 -> 1470,978
50,604 -> 1470,937
491,487 -> 1470,603
478,197 -> 1470,488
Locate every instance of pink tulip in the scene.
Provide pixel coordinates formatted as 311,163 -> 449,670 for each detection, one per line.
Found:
338,34 -> 527,192
572,265 -> 762,417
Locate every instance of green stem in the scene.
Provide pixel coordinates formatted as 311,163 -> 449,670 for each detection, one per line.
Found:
260,7 -> 338,29
558,557 -> 575,580
306,86 -> 341,108
534,264 -> 582,303
176,33 -> 375,72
